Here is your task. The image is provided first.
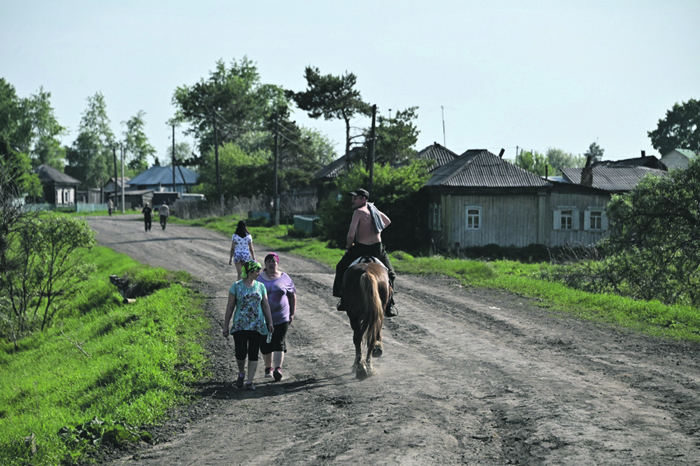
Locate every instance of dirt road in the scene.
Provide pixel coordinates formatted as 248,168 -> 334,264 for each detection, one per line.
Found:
86,215 -> 700,465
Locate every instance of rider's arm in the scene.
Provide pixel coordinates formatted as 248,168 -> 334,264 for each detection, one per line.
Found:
378,209 -> 391,228
346,210 -> 360,250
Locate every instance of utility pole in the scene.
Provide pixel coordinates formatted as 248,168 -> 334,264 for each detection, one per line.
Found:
172,124 -> 176,193
112,146 -> 118,209
368,104 -> 377,195
274,115 -> 280,227
120,144 -> 125,214
213,116 -> 223,211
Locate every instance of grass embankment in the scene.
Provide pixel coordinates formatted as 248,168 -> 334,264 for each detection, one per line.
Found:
172,214 -> 700,343
0,247 -> 208,466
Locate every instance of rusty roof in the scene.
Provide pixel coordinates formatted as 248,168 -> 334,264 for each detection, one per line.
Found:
34,164 -> 81,185
425,150 -> 551,188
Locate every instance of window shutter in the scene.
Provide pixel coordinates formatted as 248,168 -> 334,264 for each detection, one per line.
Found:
553,210 -> 561,230
572,210 -> 580,230
601,212 -> 609,230
584,211 -> 591,231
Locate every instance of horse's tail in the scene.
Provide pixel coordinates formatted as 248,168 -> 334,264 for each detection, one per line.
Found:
360,271 -> 383,351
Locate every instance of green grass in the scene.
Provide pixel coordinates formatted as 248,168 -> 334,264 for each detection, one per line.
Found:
172,214 -> 700,343
0,247 -> 208,465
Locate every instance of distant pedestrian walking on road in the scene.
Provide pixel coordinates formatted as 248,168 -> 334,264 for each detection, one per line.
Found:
222,260 -> 274,390
159,201 -> 170,230
259,253 -> 296,382
229,220 -> 255,281
141,203 -> 153,231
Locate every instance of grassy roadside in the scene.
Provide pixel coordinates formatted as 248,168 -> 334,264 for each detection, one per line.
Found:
171,214 -> 700,343
0,246 -> 208,466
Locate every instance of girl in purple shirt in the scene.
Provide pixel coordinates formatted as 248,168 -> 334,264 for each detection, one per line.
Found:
258,253 -> 296,382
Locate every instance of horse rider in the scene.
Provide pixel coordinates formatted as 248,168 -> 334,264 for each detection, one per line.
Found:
333,188 -> 398,317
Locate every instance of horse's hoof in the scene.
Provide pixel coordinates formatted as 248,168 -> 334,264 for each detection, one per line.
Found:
372,345 -> 383,358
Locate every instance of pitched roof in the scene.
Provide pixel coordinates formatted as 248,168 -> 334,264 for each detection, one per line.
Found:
313,147 -> 364,180
34,164 -> 81,185
593,156 -> 667,171
669,149 -> 697,159
128,166 -> 198,186
425,149 -> 551,188
415,143 -> 460,172
560,166 -> 667,192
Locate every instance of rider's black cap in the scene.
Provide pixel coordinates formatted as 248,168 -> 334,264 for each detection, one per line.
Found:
349,188 -> 369,199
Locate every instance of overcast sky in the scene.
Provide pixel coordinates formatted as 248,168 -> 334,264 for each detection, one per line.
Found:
2,0 -> 698,164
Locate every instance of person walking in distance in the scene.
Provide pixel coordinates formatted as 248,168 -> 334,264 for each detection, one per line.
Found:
222,260 -> 274,390
333,188 -> 398,317
229,220 -> 255,281
141,202 -> 152,231
258,253 -> 296,382
159,201 -> 170,230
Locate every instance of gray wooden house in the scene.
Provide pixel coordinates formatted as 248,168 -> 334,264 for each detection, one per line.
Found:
423,150 -> 613,250
33,164 -> 81,207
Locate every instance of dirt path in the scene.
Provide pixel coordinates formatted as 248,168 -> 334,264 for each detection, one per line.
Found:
86,215 -> 700,465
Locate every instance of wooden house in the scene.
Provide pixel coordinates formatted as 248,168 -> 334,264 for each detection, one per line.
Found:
422,150 -> 612,250
33,164 -> 81,207
660,149 -> 697,170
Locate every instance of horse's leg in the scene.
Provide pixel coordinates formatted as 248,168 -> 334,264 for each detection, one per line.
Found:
349,316 -> 364,376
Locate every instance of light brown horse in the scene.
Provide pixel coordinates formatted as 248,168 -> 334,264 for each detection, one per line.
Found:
342,260 -> 391,379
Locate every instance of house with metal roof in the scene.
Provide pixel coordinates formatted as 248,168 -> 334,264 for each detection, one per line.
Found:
33,164 -> 81,207
559,165 -> 667,193
127,166 -> 199,194
661,149 -> 697,170
422,150 -> 612,249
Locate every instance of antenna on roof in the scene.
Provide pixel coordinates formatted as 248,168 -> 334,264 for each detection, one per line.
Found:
498,148 -> 505,159
441,106 -> 446,147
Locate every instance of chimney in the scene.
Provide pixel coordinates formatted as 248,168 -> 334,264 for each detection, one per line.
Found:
641,150 -> 646,158
545,165 -> 548,180
498,148 -> 505,158
580,155 -> 594,187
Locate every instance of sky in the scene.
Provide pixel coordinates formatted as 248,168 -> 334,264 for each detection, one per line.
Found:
2,0 -> 699,165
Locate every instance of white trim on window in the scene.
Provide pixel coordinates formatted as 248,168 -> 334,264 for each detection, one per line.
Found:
553,207 -> 579,230
466,205 -> 481,230
584,208 -> 607,231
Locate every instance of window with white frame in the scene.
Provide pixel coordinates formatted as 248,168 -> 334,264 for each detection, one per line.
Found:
553,207 -> 579,230
584,209 -> 608,231
466,206 -> 481,230
428,203 -> 441,230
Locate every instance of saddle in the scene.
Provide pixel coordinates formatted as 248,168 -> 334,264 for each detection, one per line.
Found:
348,255 -> 387,270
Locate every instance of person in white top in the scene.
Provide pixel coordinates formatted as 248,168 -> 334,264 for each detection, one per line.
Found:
229,220 -> 256,280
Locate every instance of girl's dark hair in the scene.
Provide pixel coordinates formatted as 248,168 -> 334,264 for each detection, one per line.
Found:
234,220 -> 249,238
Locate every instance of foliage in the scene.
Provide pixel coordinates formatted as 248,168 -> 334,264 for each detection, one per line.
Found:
173,56 -> 284,157
289,66 -> 371,156
122,110 -> 155,173
601,157 -> 700,306
196,142 -> 271,200
515,149 -> 549,176
648,98 -> 700,156
545,147 -> 585,175
584,141 -> 605,162
24,87 -> 67,171
317,160 -> 432,251
0,247 -> 207,466
66,92 -> 116,189
0,214 -> 96,346
0,79 -> 43,196
370,107 -> 420,166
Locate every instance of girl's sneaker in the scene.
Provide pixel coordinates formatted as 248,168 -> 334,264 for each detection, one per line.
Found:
273,367 -> 283,382
236,372 -> 245,388
245,382 -> 255,390
264,367 -> 273,378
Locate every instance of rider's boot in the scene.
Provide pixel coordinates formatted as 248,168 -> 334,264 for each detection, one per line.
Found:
385,296 -> 398,318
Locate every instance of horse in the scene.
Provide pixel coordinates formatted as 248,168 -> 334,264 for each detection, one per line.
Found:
342,259 -> 391,380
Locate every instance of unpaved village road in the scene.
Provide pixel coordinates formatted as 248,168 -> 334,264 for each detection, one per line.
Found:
86,215 -> 700,465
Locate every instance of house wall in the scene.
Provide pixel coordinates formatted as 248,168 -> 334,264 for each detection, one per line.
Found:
661,151 -> 689,170
427,190 -> 612,249
546,191 -> 610,247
